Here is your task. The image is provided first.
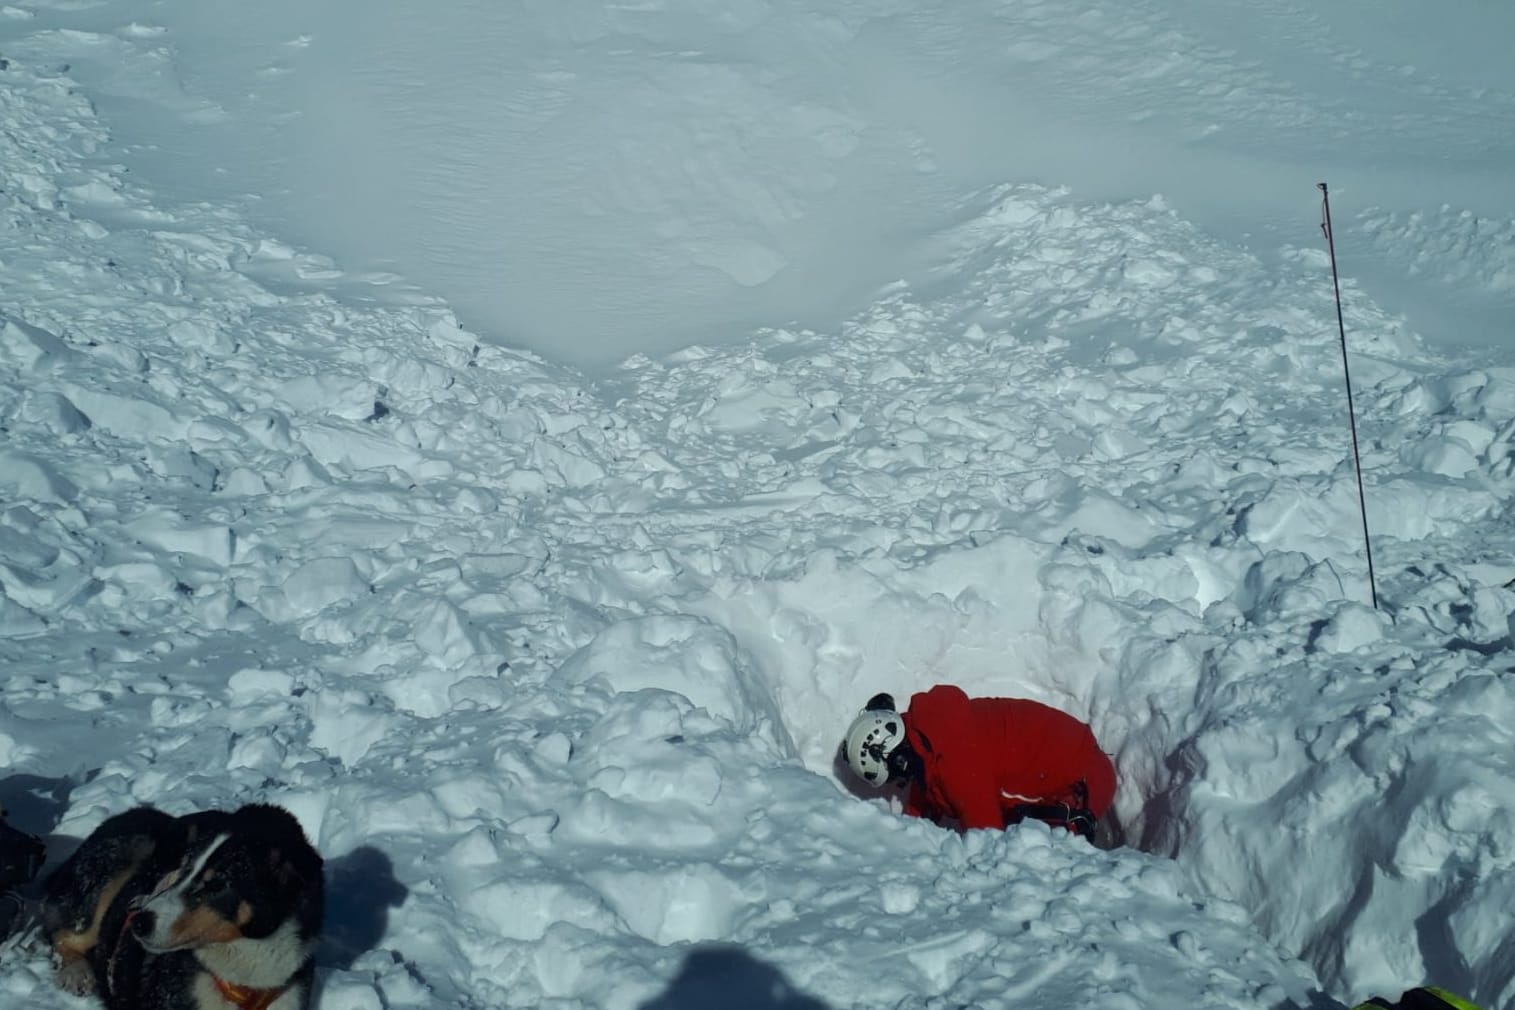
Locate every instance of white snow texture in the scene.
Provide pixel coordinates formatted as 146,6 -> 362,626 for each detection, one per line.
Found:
2,2 -> 1514,1009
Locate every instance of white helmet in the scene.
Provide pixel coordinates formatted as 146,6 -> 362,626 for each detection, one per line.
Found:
844,708 -> 906,786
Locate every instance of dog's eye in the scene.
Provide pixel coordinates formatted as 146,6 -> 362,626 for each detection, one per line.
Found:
192,873 -> 232,898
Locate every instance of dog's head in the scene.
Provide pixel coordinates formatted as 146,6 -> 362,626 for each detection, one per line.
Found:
130,804 -> 323,955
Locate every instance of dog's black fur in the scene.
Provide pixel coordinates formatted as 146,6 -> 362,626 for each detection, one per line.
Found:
41,803 -> 322,1010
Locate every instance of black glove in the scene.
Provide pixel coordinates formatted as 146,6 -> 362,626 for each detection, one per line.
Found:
1007,803 -> 1097,837
865,692 -> 897,712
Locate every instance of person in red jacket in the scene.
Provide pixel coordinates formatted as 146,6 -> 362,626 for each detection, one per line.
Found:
842,685 -> 1118,841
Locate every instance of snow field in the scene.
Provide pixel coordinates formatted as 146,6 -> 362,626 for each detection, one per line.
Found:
3,22 -> 1515,1010
14,0 -> 1515,369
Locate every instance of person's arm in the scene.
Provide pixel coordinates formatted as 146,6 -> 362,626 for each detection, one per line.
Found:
902,760 -> 1005,829
953,789 -> 1008,831
1013,705 -> 1117,816
1038,737 -> 1116,815
912,687 -> 1009,830
932,754 -> 1007,830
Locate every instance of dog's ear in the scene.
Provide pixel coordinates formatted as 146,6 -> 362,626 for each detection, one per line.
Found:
181,811 -> 222,845
865,692 -> 897,712
267,845 -> 319,890
268,846 -> 294,883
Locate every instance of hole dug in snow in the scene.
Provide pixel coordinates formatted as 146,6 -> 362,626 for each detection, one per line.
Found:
551,531 -> 1515,1009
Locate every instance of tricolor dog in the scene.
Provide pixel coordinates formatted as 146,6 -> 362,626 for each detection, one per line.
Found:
42,803 -> 323,1010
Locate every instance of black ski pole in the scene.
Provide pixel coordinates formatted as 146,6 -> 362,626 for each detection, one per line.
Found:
1318,181 -> 1379,610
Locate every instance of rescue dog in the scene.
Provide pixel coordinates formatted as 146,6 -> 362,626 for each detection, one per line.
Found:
41,803 -> 323,1010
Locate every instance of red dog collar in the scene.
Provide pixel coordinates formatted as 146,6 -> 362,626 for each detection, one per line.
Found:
212,974 -> 290,1010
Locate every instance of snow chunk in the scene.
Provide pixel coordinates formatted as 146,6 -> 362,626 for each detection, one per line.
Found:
553,615 -> 784,745
123,512 -> 235,566
1403,434 -> 1480,478
308,688 -> 399,766
17,391 -> 91,434
226,668 -> 296,697
1235,553 -> 1348,621
0,315 -> 73,372
279,557 -> 370,616
276,373 -> 380,420
0,451 -> 79,504
1311,604 -> 1385,654
460,878 -> 616,942
588,864 -> 741,945
62,385 -> 186,441
316,979 -> 383,1010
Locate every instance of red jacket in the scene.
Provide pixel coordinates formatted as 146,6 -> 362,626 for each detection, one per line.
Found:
901,684 -> 1116,832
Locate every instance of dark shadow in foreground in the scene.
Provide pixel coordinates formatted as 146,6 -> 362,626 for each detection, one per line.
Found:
0,774 -> 74,840
316,845 -> 408,971
0,773 -> 77,942
639,945 -> 832,1010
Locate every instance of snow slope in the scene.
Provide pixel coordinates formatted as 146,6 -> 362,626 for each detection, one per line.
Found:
6,0 -> 1513,369
3,3 -> 1515,1010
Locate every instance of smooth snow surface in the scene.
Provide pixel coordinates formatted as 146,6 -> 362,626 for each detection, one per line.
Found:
3,2 -> 1515,1010
5,0 -> 1513,369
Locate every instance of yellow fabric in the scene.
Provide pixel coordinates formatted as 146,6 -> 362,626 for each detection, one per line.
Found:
1421,987 -> 1483,1010
1349,988 -> 1484,1010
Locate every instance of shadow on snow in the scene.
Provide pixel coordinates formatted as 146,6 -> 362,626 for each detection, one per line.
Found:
640,945 -> 832,1010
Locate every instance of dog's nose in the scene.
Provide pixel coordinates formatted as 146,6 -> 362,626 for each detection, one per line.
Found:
130,910 -> 155,938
